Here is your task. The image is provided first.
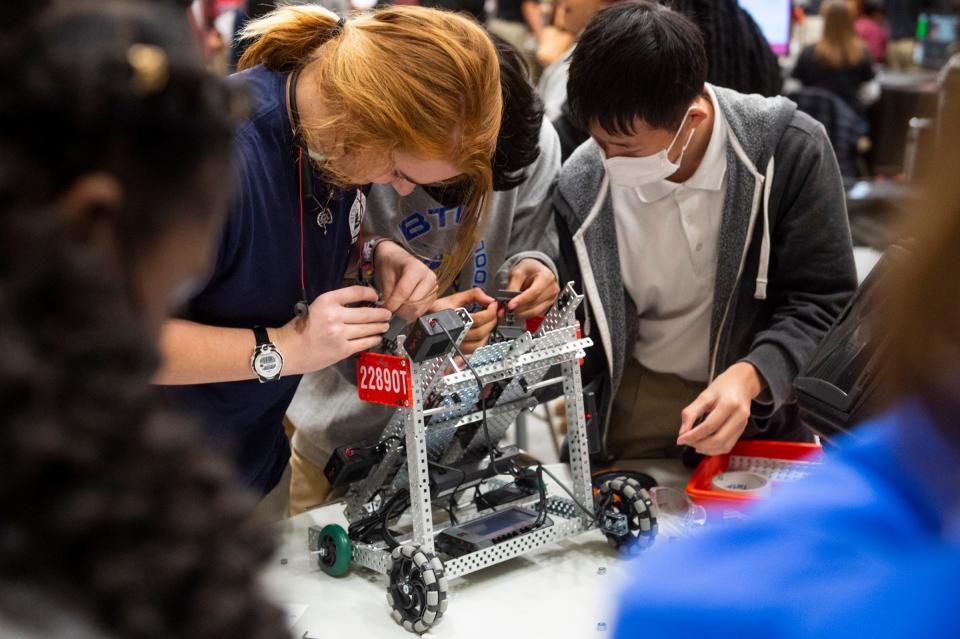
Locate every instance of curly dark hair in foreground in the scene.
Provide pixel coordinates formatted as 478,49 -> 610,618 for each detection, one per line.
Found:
0,2 -> 288,638
0,218 -> 288,639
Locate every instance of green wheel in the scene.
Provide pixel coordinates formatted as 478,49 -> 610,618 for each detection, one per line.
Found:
317,524 -> 352,577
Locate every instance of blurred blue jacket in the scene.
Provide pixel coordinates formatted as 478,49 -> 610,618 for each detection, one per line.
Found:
614,400 -> 960,639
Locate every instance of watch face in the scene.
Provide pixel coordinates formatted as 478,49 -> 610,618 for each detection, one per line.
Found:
254,348 -> 283,379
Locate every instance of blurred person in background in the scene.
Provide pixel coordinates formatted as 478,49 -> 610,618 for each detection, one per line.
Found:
536,0 -> 611,122
857,0 -> 891,63
231,0 -> 277,69
285,35 -> 562,513
614,70 -> 960,639
489,0 -> 544,78
156,4 -> 503,499
792,0 -> 879,117
885,0 -> 926,69
0,2 -> 289,638
419,0 -> 487,23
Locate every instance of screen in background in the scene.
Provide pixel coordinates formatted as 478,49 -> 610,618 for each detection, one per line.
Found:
739,0 -> 792,56
916,14 -> 958,69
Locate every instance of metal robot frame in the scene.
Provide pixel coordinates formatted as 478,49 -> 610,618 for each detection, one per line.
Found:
308,283 -> 657,633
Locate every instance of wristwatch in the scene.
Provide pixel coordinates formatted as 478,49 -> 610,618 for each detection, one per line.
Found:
251,326 -> 283,383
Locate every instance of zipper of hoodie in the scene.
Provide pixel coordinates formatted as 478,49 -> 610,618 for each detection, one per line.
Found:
708,172 -> 765,382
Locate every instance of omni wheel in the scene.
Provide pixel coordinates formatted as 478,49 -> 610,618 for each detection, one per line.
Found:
317,524 -> 352,577
387,544 -> 448,634
596,476 -> 658,553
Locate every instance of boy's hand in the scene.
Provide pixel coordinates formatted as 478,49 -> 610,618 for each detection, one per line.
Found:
505,258 -> 560,320
676,362 -> 766,456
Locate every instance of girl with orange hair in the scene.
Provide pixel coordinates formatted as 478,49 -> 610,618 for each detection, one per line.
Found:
155,4 -> 503,495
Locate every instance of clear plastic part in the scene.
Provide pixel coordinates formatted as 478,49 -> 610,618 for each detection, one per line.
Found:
649,486 -> 707,538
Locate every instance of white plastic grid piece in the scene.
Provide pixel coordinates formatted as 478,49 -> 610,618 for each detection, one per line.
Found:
727,455 -> 818,482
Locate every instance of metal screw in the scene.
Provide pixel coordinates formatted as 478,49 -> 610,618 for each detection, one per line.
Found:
401,583 -> 411,595
316,548 -> 327,559
280,558 -> 288,566
597,566 -> 606,575
597,622 -> 608,632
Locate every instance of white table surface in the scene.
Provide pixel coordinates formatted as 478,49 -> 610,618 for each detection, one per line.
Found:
263,461 -> 690,638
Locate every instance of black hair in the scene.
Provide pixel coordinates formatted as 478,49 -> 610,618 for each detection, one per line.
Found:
665,0 -> 783,98
489,33 -> 544,191
423,32 -> 543,204
568,1 -> 708,134
0,3 -> 287,639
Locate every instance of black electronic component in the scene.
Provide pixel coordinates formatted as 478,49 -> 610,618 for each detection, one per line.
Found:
324,442 -> 386,488
492,289 -> 525,341
402,309 -> 465,363
429,445 -> 521,496
480,377 -> 511,407
474,482 -> 536,511
435,506 -> 552,558
583,383 -> 601,455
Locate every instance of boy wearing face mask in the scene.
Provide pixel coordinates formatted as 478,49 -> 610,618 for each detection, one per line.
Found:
552,1 -> 857,461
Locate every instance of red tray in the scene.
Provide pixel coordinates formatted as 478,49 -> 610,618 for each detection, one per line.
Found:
685,440 -> 822,509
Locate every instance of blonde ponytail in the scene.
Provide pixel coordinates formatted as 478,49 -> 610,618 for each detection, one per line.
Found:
238,5 -> 342,71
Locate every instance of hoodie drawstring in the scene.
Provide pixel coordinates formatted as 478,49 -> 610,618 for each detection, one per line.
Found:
755,156 -> 774,300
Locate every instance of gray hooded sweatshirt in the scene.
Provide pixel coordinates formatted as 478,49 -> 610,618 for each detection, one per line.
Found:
550,85 -> 857,454
288,120 -> 561,465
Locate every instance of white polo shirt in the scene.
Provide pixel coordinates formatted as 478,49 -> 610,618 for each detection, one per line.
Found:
610,86 -> 728,382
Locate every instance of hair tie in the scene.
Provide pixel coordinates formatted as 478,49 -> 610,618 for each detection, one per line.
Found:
127,44 -> 169,95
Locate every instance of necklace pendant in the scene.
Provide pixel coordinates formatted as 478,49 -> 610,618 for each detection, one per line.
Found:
316,207 -> 333,234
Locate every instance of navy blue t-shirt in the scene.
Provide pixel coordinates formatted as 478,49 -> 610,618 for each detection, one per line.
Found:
166,65 -> 364,494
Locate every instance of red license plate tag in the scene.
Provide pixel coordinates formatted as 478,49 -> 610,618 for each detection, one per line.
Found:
357,352 -> 412,407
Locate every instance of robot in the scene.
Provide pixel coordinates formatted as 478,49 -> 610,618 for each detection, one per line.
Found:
308,283 -> 658,633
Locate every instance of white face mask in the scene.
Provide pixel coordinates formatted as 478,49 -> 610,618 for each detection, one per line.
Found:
603,108 -> 696,188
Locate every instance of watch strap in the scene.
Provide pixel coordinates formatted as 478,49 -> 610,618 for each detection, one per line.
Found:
253,325 -> 271,347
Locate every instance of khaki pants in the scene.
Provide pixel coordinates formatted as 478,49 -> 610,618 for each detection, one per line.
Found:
606,359 -> 706,460
289,443 -> 346,515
